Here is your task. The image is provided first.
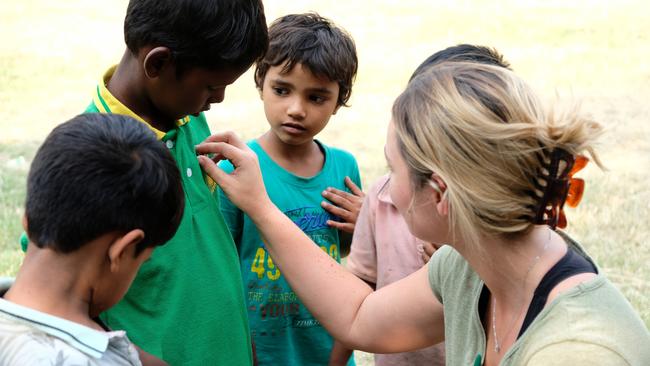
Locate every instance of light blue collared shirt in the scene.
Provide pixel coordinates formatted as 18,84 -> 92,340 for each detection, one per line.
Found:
0,278 -> 141,365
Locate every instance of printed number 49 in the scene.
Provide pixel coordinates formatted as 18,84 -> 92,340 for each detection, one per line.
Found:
251,247 -> 281,280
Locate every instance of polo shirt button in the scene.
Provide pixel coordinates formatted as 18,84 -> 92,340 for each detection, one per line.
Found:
165,140 -> 174,149
186,168 -> 193,177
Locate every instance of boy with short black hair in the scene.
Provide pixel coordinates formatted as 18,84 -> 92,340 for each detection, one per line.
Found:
1,113 -> 184,365
94,1 -> 266,364
219,13 -> 359,366
19,1 -> 268,364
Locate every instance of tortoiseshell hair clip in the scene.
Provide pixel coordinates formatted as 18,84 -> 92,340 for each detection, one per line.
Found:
532,148 -> 588,229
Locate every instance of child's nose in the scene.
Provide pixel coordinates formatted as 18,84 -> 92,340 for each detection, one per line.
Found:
287,97 -> 306,119
208,88 -> 226,104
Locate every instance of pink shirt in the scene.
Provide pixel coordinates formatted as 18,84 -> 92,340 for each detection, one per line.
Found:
347,175 -> 445,366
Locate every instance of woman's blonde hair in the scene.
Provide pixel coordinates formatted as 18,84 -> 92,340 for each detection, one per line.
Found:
392,62 -> 602,247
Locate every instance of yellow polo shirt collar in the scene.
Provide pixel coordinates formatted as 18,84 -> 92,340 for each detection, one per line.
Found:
93,65 -> 190,140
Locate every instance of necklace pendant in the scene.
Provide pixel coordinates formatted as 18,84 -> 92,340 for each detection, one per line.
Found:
495,343 -> 500,353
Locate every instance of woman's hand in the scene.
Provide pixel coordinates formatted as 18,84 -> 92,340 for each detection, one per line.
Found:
196,131 -> 273,217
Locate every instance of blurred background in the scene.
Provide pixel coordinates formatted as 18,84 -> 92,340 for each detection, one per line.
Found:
1,0 -> 648,363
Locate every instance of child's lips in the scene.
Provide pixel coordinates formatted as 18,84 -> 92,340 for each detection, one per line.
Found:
281,122 -> 306,134
192,105 -> 211,116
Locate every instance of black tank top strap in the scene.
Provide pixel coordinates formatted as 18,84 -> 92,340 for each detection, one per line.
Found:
517,247 -> 597,338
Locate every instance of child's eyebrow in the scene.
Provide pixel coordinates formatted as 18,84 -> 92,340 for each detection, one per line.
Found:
271,79 -> 334,94
271,79 -> 293,88
306,87 -> 333,95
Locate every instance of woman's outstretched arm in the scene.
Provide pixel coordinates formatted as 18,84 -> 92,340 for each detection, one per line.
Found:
196,132 -> 444,352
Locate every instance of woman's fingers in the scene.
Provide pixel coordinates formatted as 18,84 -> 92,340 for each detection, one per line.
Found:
202,130 -> 247,149
196,133 -> 271,216
197,155 -> 230,185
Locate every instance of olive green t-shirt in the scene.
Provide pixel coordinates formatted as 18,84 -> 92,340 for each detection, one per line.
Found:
428,234 -> 650,365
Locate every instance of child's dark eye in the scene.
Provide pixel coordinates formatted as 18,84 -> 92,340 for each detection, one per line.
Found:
272,87 -> 289,96
310,95 -> 326,104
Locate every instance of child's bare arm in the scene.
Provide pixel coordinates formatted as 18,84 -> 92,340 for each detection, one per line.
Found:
338,230 -> 353,258
328,340 -> 354,366
196,134 -> 444,352
421,242 -> 441,263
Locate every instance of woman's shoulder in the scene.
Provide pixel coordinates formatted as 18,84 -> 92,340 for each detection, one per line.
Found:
427,245 -> 481,302
430,245 -> 479,276
522,341 -> 632,366
514,276 -> 650,365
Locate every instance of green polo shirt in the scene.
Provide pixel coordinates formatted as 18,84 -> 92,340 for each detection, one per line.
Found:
19,66 -> 252,365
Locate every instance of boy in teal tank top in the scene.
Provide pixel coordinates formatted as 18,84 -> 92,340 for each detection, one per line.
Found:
17,1 -> 267,365
218,13 -> 360,366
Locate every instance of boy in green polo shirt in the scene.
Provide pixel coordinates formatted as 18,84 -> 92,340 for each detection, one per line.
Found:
91,1 -> 266,364
18,0 -> 267,365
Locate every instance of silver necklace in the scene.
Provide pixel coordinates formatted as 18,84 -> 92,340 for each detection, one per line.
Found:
491,229 -> 551,354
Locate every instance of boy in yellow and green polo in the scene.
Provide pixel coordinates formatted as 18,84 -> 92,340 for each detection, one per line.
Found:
91,1 -> 267,364
20,0 -> 268,365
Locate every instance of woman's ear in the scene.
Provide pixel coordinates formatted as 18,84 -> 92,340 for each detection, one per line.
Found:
107,229 -> 145,273
430,173 -> 449,216
143,47 -> 173,80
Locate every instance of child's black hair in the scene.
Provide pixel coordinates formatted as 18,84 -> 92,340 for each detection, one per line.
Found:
254,13 -> 358,107
410,44 -> 511,80
124,0 -> 268,73
25,113 -> 185,255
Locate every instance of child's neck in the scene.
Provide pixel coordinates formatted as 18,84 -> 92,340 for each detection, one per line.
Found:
3,246 -> 104,331
107,50 -> 175,132
258,131 -> 325,178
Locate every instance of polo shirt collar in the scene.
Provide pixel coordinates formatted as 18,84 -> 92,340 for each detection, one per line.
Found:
93,65 -> 190,140
376,175 -> 394,205
0,280 -> 119,359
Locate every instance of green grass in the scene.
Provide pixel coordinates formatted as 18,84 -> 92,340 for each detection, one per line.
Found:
0,142 -> 38,275
0,1 -> 648,363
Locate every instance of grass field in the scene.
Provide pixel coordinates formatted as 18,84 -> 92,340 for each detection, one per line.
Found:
1,0 -> 648,363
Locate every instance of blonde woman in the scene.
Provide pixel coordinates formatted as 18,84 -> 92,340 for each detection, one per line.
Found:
197,62 -> 650,365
